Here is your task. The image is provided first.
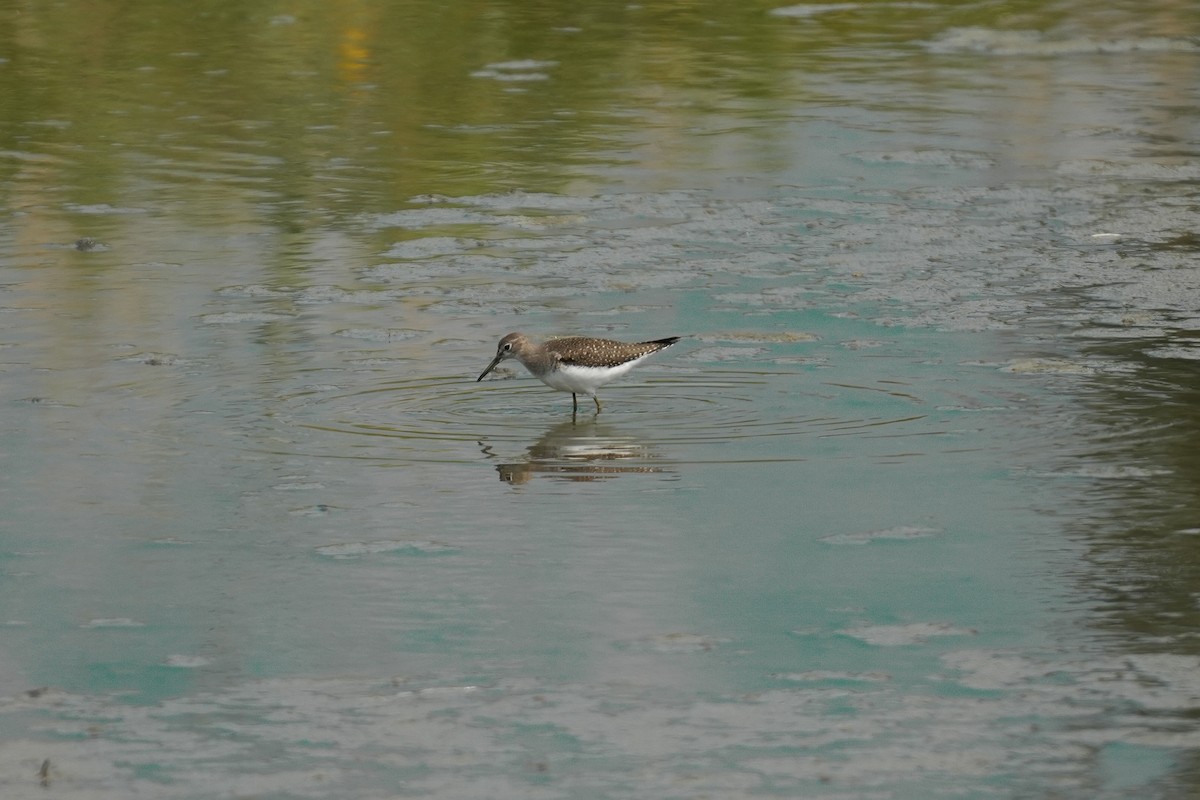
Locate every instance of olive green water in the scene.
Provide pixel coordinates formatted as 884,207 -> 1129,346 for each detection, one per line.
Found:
2,1 -> 1199,797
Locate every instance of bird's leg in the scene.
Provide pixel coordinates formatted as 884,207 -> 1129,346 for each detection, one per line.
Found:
593,396 -> 602,414
572,393 -> 578,414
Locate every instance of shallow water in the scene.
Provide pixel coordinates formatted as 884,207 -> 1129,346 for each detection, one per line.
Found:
2,0 -> 1199,797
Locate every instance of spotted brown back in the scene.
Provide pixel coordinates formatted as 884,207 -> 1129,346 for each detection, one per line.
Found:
546,336 -> 681,369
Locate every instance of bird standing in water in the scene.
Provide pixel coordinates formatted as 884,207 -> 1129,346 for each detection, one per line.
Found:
477,332 -> 681,413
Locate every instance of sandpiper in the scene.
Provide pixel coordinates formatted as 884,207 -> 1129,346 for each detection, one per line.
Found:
477,332 -> 681,413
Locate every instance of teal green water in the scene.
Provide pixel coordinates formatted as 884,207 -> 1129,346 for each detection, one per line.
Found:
2,1 -> 1199,797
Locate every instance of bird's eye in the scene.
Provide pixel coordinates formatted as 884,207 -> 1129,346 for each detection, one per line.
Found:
502,343 -> 512,351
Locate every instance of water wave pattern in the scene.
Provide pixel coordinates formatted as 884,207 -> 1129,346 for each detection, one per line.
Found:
925,26 -> 1200,56
189,174 -> 1195,483
183,180 -> 1182,480
3,648 -> 1197,798
273,360 -> 972,481
197,179 -> 1200,393
345,184 -> 1200,337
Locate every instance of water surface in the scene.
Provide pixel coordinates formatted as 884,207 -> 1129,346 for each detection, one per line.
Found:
1,1 -> 1199,797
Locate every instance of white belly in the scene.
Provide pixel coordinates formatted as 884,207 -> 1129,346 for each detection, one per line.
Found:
539,361 -> 639,396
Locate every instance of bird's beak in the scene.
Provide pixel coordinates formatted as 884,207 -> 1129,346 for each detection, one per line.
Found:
477,352 -> 504,382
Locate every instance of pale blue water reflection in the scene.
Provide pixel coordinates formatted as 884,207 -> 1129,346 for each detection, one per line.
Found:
2,0 -> 1200,797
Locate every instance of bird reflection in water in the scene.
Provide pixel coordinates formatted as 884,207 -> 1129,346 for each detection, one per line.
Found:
479,419 -> 673,485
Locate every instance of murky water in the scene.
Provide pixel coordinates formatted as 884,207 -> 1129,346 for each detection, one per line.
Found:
2,0 -> 1199,797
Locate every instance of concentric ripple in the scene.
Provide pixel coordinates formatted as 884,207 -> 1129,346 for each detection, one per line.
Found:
277,366 -> 941,469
